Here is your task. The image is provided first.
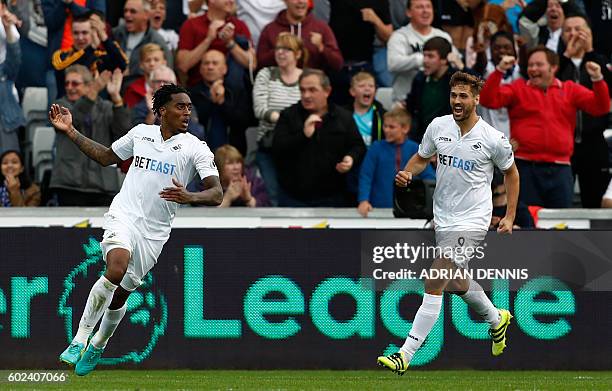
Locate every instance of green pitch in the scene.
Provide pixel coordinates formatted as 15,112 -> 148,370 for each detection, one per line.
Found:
4,370 -> 612,390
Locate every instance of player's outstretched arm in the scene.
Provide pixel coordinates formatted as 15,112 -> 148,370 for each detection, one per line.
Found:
395,154 -> 430,187
48,104 -> 122,167
498,162 -> 520,234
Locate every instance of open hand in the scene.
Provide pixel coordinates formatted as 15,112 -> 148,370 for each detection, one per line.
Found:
5,175 -> 20,192
159,178 -> 193,204
106,68 -> 124,100
238,175 -> 253,202
1,8 -> 21,29
218,22 -> 235,43
207,19 -> 225,41
224,180 -> 242,202
49,104 -> 73,134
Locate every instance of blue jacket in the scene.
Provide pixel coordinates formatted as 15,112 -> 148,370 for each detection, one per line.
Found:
358,139 -> 435,207
0,41 -> 26,133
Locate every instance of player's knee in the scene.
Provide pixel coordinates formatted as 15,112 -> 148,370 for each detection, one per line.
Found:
424,279 -> 444,295
104,262 -> 128,285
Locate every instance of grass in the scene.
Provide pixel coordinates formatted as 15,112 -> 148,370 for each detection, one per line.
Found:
2,370 -> 612,390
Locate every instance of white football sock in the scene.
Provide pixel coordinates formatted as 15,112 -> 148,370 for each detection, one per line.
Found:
460,279 -> 500,328
90,304 -> 127,349
73,276 -> 118,345
400,293 -> 443,363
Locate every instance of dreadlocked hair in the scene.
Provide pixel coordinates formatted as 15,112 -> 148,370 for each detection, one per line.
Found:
152,84 -> 190,116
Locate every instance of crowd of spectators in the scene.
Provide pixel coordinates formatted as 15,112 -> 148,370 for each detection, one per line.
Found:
1,0 -> 611,218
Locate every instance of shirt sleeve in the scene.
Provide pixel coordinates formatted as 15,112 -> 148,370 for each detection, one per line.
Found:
491,133 -> 514,171
111,125 -> 139,160
417,122 -> 437,158
193,141 -> 219,179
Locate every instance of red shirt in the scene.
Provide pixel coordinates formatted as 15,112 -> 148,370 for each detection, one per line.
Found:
480,69 -> 610,164
123,77 -> 147,108
178,13 -> 252,86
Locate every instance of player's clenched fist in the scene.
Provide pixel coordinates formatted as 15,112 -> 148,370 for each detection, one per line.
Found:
395,170 -> 412,187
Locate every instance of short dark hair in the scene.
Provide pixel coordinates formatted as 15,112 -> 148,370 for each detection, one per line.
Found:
527,45 -> 559,67
490,31 -> 515,47
73,13 -> 92,24
449,71 -> 484,96
563,13 -> 592,29
406,0 -> 432,10
423,37 -> 452,60
152,84 -> 190,116
299,68 -> 331,90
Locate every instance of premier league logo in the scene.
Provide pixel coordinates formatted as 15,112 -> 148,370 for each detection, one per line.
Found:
58,237 -> 168,365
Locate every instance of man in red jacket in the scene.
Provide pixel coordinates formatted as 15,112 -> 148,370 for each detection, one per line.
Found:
257,0 -> 343,73
176,0 -> 255,88
480,45 -> 609,208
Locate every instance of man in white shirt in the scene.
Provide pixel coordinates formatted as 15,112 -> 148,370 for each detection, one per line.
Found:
387,0 -> 455,103
50,84 -> 223,376
377,72 -> 520,375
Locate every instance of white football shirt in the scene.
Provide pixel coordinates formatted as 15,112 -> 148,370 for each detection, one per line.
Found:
418,115 -> 514,231
109,124 -> 219,240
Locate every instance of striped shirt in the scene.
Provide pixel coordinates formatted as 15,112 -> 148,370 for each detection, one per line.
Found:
253,67 -> 302,142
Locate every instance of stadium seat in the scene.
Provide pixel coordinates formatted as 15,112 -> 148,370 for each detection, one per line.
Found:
244,126 -> 259,166
22,87 -> 48,121
32,126 -> 55,183
375,87 -> 393,111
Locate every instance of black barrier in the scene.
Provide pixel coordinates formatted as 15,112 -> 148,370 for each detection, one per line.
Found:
0,228 -> 611,369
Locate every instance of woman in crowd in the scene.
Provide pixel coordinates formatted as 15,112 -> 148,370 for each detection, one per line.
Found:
0,150 -> 40,207
253,32 -> 305,206
216,145 -> 270,208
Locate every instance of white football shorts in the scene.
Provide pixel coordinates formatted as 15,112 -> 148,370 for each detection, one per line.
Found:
434,230 -> 487,269
100,213 -> 166,291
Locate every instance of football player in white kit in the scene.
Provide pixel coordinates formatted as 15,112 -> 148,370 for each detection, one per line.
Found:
378,72 -> 520,375
50,84 -> 223,376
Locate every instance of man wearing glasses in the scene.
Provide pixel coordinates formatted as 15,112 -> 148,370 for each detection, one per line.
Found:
49,64 -> 131,206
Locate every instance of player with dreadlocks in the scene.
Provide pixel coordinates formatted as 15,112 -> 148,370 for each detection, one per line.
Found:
50,84 -> 223,376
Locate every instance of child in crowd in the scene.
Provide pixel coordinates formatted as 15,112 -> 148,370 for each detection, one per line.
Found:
150,0 -> 179,52
0,150 -> 40,207
349,71 -> 386,147
124,43 -> 167,107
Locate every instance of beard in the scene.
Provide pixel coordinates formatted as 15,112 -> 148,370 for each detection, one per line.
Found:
452,102 -> 475,122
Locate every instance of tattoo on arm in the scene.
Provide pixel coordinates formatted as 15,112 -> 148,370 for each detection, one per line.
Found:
70,127 -> 121,166
191,175 -> 223,206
